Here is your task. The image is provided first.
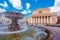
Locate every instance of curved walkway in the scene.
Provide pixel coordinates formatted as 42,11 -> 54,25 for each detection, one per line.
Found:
43,26 -> 60,40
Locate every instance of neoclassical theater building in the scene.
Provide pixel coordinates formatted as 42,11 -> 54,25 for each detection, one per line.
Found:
28,8 -> 57,25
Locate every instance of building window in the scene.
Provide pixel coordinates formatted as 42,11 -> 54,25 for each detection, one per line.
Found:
39,11 -> 42,13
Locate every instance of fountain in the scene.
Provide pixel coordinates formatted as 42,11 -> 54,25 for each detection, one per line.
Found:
5,12 -> 24,31
0,12 -> 53,40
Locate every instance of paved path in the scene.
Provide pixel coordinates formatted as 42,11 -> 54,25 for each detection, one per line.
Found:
43,26 -> 60,40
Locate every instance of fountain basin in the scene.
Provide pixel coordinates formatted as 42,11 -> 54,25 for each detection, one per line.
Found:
0,26 -> 28,34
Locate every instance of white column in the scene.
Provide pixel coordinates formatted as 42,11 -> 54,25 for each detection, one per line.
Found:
39,17 -> 41,24
33,17 -> 35,24
32,17 -> 33,24
45,17 -> 47,24
33,17 -> 34,23
50,16 -> 52,23
44,17 -> 45,24
47,16 -> 49,23
38,17 -> 40,24
31,17 -> 32,24
34,17 -> 35,24
37,17 -> 38,24
35,17 -> 36,24
42,17 -> 44,24
36,17 -> 37,24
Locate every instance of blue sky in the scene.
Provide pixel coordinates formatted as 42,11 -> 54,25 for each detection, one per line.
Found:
0,0 -> 55,18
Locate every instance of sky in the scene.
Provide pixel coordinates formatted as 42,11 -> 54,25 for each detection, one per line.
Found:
0,0 -> 60,18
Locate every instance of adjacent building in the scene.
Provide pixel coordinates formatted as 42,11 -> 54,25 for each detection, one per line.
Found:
28,8 -> 57,25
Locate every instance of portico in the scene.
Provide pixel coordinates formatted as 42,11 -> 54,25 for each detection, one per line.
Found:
31,16 -> 52,24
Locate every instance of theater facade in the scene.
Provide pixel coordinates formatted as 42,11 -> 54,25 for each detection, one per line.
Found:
28,8 -> 57,25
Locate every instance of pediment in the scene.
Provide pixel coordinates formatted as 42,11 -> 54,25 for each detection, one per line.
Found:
32,8 -> 50,14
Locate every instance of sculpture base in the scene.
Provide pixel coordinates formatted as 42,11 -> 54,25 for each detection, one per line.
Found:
8,20 -> 20,31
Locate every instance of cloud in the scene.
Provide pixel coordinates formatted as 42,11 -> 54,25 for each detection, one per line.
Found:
21,10 -> 31,14
21,2 -> 31,14
26,3 -> 30,10
9,0 -> 23,10
0,1 -> 8,7
0,8 -> 6,12
50,0 -> 60,14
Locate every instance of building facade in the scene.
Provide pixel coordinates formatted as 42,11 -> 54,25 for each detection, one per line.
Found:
28,8 -> 57,25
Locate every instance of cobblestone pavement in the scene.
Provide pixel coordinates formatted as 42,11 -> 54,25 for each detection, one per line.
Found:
43,26 -> 60,40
